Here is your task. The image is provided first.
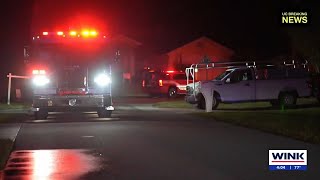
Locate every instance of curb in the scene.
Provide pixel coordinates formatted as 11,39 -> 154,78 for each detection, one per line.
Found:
0,124 -> 22,175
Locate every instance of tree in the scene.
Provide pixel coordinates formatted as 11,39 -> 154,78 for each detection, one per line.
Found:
284,0 -> 320,72
287,28 -> 320,72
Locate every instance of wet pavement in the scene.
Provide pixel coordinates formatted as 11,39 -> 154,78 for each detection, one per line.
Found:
1,97 -> 320,180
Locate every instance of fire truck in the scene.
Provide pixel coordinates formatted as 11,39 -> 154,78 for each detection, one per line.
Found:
24,28 -> 115,119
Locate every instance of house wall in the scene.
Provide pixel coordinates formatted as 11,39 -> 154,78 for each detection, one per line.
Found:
167,37 -> 234,80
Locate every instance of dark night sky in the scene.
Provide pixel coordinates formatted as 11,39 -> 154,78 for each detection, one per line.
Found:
0,0 -> 318,98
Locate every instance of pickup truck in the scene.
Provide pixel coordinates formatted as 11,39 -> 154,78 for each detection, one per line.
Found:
142,70 -> 191,98
185,67 -> 312,109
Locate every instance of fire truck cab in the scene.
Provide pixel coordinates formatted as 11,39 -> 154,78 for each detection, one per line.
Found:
25,29 -> 114,119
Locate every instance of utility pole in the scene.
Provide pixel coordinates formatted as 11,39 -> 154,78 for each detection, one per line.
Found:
7,73 -> 12,105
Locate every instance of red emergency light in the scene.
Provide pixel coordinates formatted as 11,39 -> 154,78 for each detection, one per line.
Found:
57,31 -> 64,36
42,32 -> 49,36
166,70 -> 175,73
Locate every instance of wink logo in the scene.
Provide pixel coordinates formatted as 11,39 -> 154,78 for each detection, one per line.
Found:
269,150 -> 307,171
272,152 -> 305,162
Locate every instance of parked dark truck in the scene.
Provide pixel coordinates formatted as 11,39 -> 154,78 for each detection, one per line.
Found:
25,29 -> 114,119
186,62 -> 313,110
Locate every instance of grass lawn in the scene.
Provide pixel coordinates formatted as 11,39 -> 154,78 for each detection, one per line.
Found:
0,102 -> 30,110
154,98 -> 319,110
197,108 -> 320,144
0,139 -> 13,170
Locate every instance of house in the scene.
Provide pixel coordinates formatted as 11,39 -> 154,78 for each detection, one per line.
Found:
107,34 -> 142,82
166,36 -> 234,68
143,36 -> 235,80
144,36 -> 234,68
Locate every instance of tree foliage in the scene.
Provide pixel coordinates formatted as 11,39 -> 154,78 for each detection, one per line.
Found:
286,23 -> 320,72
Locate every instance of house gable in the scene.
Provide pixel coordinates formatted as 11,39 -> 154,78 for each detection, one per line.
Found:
166,36 -> 234,68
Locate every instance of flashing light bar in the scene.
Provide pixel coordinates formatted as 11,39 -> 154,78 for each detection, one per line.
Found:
90,31 -> 97,36
82,30 -> 90,36
81,30 -> 98,37
70,31 -> 77,36
34,29 -> 105,40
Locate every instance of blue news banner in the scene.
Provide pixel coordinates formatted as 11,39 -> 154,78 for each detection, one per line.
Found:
269,165 -> 307,171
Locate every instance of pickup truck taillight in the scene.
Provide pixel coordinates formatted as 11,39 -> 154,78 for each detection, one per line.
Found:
159,79 -> 163,87
142,80 -> 145,87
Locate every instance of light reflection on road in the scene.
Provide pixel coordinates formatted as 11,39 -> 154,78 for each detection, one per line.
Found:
33,150 -> 55,179
3,149 -> 103,180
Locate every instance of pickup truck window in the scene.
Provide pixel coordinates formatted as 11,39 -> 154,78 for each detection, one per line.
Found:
229,69 -> 252,83
215,70 -> 232,80
255,68 -> 308,80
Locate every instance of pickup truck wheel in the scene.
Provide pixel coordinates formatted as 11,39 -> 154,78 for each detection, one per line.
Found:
34,109 -> 48,120
197,95 -> 206,110
168,87 -> 177,98
280,93 -> 297,108
97,108 -> 112,118
197,95 -> 219,110
212,96 -> 219,110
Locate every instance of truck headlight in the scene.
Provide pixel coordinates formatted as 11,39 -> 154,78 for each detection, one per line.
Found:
32,75 -> 50,86
94,73 -> 111,87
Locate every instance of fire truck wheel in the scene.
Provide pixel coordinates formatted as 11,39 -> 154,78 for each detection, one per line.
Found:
97,108 -> 112,118
34,109 -> 48,120
168,87 -> 177,98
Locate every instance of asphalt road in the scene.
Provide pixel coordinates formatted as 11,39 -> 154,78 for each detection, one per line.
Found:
2,97 -> 320,180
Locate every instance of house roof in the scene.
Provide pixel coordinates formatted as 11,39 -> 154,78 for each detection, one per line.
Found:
166,36 -> 234,56
109,34 -> 142,47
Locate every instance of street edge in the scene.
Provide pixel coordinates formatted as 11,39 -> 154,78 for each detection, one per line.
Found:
0,123 -> 23,178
